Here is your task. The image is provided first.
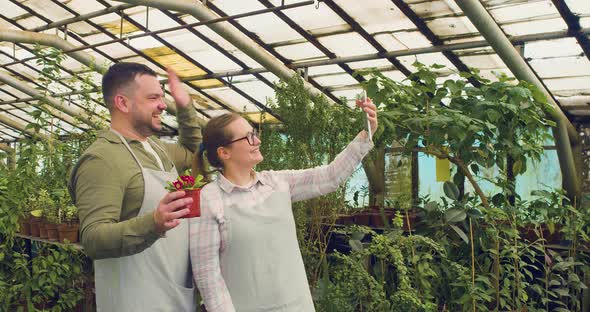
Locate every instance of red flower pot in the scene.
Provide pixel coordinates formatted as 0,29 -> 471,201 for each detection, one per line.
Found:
180,189 -> 201,218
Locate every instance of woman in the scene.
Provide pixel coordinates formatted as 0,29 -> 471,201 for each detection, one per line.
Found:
189,98 -> 377,311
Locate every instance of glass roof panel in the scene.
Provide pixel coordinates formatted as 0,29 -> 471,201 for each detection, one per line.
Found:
65,0 -> 105,15
426,16 -> 477,37
274,42 -> 326,61
279,2 -> 344,33
159,30 -> 241,72
565,0 -> 590,14
524,38 -> 583,59
15,16 -> 47,29
229,78 -> 276,105
398,52 -> 457,71
318,32 -> 379,57
128,8 -> 179,32
312,73 -> 360,87
22,0 -> 74,22
487,1 -> 557,23
409,0 -> 462,19
529,57 -> 590,78
3,1 -> 28,19
334,0 -> 417,33
206,87 -> 260,112
500,19 -> 567,36
580,17 -> 590,28
544,76 -> 590,91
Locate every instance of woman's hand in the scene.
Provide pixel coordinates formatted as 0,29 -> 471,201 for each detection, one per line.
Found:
355,97 -> 378,136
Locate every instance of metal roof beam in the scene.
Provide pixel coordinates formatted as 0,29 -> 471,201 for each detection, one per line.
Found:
0,29 -> 108,74
0,114 -> 49,140
551,0 -> 590,62
390,0 -> 480,87
173,28 -> 590,81
457,0 -> 581,200
30,4 -> 137,33
114,0 -> 335,103
0,70 -> 97,128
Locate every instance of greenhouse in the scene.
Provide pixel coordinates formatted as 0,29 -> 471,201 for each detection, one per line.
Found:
1,0 -> 590,311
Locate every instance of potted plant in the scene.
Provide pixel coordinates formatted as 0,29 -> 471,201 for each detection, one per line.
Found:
28,191 -> 48,238
17,201 -> 32,236
165,170 -> 206,218
58,204 -> 79,243
44,203 -> 60,241
34,189 -> 54,239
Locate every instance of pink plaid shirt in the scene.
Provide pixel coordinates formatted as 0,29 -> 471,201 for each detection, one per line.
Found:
189,132 -> 373,311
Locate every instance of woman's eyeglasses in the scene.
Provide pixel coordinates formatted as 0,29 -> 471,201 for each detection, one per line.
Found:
224,128 -> 259,146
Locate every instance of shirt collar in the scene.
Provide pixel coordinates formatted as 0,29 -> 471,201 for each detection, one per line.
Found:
99,128 -> 149,144
216,170 -> 267,193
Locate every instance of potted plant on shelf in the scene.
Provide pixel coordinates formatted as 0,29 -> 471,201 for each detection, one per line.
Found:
44,201 -> 60,241
17,200 -> 32,236
34,189 -> 54,239
165,170 -> 206,218
58,204 -> 79,243
28,190 -> 51,238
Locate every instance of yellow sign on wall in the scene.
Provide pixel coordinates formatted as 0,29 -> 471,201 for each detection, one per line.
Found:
436,157 -> 451,182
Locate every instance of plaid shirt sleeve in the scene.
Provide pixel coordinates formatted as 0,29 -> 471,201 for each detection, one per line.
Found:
272,131 -> 373,203
189,186 -> 236,312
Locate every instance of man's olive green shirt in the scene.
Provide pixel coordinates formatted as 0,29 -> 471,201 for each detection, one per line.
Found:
68,105 -> 202,260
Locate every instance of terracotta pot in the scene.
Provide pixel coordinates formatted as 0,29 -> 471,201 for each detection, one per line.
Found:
39,220 -> 48,239
19,217 -> 31,236
180,189 -> 201,218
369,207 -> 395,228
354,213 -> 371,226
58,223 -> 79,243
29,217 -> 41,237
521,224 -> 562,244
336,215 -> 355,225
45,223 -> 59,241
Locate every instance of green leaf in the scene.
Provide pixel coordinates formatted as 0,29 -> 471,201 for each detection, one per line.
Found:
349,239 -> 363,252
424,201 -> 438,212
470,164 -> 480,175
512,160 -> 523,175
449,224 -> 469,244
553,288 -> 569,297
351,231 -> 365,241
443,181 -> 460,200
445,208 -> 467,223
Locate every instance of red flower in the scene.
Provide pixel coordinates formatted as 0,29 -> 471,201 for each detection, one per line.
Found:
173,181 -> 183,190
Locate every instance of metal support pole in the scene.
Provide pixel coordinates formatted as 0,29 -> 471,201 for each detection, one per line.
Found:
114,0 -> 329,101
0,114 -> 49,140
456,0 -> 581,200
0,71 -> 98,128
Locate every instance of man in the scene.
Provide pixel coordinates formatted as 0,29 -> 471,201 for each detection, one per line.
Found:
69,62 -> 202,311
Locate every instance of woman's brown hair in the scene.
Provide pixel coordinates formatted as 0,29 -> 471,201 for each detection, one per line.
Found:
192,113 -> 242,179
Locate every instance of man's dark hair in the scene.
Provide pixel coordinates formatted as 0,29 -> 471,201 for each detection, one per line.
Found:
102,62 -> 157,110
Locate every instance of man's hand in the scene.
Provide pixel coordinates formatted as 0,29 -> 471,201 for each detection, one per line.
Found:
167,68 -> 191,109
153,191 -> 192,233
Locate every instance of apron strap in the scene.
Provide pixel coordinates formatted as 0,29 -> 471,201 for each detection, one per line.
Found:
110,128 -> 144,170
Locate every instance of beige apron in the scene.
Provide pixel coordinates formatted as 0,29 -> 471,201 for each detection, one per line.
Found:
219,184 -> 315,311
94,131 -> 196,312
